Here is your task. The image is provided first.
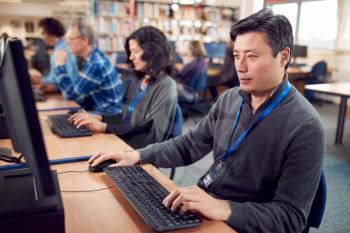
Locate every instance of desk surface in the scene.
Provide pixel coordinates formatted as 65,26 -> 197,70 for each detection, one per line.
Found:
39,110 -> 128,159
1,99 -> 236,233
305,82 -> 350,145
305,83 -> 350,97
36,94 -> 79,111
56,162 -> 235,233
0,110 -> 126,161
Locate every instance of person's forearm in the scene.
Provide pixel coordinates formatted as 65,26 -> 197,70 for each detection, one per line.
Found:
220,200 -> 232,221
54,65 -> 79,100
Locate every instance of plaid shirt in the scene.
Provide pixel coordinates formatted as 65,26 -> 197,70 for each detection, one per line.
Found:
54,47 -> 123,114
43,38 -> 78,85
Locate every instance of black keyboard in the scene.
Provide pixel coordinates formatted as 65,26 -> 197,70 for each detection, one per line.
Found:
104,166 -> 202,232
48,114 -> 92,138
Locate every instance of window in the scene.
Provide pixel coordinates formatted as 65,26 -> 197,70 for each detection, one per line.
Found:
266,0 -> 338,50
271,3 -> 298,36
298,0 -> 338,49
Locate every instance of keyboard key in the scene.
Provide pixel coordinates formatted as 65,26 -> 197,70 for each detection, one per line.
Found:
48,114 -> 92,138
104,166 -> 202,232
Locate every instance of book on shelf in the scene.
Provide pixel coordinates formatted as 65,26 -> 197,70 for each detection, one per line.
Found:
93,0 -> 238,62
96,1 -> 128,17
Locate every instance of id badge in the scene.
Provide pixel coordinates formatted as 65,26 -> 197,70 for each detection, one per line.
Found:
203,160 -> 226,188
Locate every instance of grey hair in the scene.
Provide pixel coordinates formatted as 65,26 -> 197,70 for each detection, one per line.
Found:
71,19 -> 96,46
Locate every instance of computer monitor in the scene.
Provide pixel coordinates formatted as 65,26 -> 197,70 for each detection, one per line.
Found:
115,51 -> 127,64
0,102 -> 9,139
203,42 -> 226,59
293,45 -> 308,60
0,37 -> 55,196
0,37 -> 64,232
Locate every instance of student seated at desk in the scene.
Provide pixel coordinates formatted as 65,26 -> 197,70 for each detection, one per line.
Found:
69,26 -> 177,149
31,17 -> 78,94
54,19 -> 123,115
175,41 -> 208,102
89,9 -> 325,233
208,40 -> 239,100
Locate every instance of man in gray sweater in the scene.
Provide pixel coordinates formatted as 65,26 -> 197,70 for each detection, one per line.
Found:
89,9 -> 325,233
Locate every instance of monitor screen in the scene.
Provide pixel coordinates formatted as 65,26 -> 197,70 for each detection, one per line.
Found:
204,42 -> 226,58
0,102 -> 9,139
115,52 -> 127,64
0,38 -> 55,197
293,45 -> 308,58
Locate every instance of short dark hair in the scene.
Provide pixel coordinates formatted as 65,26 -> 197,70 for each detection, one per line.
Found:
125,26 -> 173,79
38,17 -> 65,37
230,8 -> 293,68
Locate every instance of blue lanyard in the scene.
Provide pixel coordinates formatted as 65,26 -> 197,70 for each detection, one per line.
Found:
123,80 -> 149,125
221,81 -> 291,161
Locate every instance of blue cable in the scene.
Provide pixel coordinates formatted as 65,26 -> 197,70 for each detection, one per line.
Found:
0,155 -> 92,171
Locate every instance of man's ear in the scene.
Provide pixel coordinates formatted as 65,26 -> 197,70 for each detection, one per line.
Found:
280,47 -> 291,67
81,37 -> 89,46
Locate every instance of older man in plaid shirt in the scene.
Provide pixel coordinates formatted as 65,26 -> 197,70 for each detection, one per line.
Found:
54,19 -> 123,115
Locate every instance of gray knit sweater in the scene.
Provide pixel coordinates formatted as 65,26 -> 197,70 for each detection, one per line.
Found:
104,74 -> 177,149
138,77 -> 325,233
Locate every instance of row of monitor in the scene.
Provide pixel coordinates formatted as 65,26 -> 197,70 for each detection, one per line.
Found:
116,42 -> 307,64
203,43 -> 307,59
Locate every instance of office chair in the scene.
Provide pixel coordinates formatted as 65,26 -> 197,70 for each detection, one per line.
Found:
178,60 -> 210,118
168,104 -> 184,180
116,52 -> 127,64
304,61 -> 328,102
188,62 -> 215,117
302,170 -> 327,233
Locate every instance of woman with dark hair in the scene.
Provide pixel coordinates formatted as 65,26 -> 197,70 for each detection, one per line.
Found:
69,26 -> 177,149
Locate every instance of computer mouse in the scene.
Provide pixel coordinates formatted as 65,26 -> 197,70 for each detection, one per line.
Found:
88,159 -> 116,173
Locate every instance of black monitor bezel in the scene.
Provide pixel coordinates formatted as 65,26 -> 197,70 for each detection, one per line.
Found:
0,38 -> 55,197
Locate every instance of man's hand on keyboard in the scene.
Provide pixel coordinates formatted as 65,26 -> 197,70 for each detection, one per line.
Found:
162,185 -> 231,221
88,150 -> 140,167
69,113 -> 106,133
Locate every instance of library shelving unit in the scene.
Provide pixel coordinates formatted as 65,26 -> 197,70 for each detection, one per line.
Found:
93,0 -> 238,62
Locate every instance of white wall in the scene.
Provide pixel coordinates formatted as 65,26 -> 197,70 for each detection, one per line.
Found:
239,0 -> 263,18
0,2 -> 87,18
0,16 -> 40,42
0,2 -> 88,41
205,0 -> 240,8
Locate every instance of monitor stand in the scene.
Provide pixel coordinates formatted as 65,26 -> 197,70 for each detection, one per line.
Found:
0,117 -> 9,139
0,168 -> 65,233
0,146 -> 11,157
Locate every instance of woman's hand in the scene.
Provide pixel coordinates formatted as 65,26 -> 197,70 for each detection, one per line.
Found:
163,185 -> 231,221
68,113 -> 106,133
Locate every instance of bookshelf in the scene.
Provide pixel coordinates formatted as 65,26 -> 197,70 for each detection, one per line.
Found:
93,0 -> 238,62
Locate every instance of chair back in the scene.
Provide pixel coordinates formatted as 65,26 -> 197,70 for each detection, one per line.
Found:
303,171 -> 327,233
310,61 -> 327,83
169,104 -> 183,138
168,104 -> 183,180
190,59 -> 208,93
116,52 -> 127,64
